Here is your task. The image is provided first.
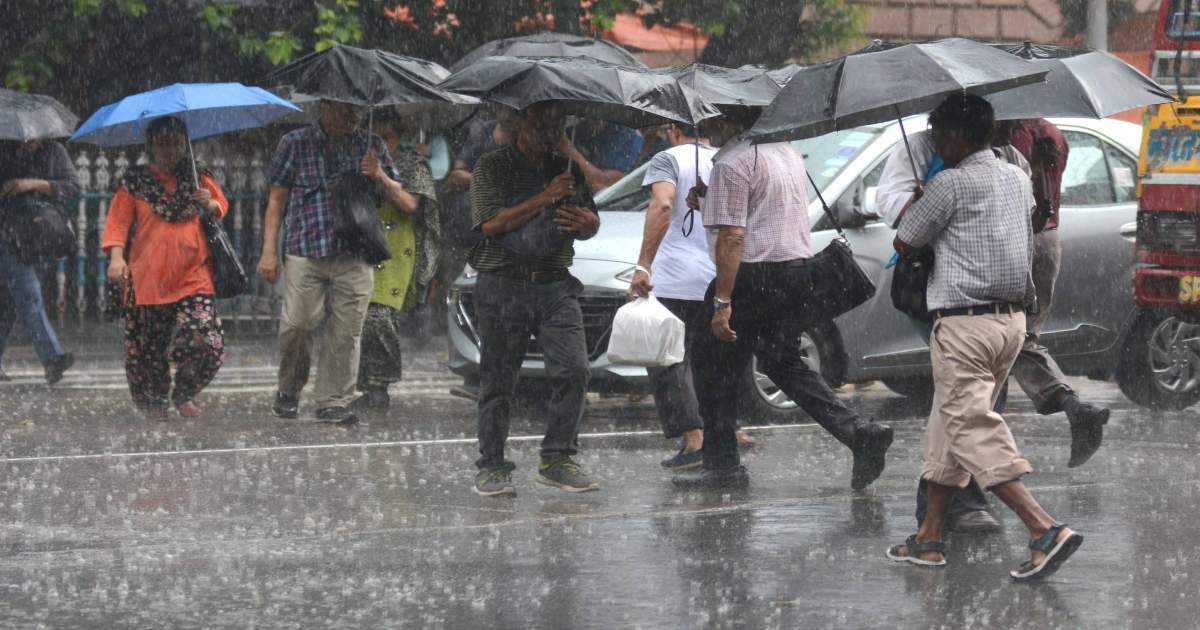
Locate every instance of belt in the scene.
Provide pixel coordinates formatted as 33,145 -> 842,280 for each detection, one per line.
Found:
490,266 -> 570,284
933,302 -> 1021,319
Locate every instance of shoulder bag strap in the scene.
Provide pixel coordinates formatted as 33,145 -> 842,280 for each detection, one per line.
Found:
805,169 -> 847,241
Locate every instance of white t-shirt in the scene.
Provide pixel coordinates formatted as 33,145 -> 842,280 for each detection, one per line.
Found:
641,143 -> 718,301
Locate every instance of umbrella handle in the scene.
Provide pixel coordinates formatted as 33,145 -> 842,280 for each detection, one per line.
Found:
895,107 -> 920,183
186,134 -> 199,190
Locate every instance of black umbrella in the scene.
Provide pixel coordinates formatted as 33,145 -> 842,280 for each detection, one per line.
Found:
439,56 -> 719,128
0,89 -> 78,141
737,63 -> 806,87
450,32 -> 645,72
657,63 -> 782,107
749,38 -> 1048,144
985,42 -> 1174,120
265,44 -> 478,112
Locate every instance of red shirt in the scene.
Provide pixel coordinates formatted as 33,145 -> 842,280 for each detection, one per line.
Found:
1009,119 -> 1069,231
101,170 -> 229,306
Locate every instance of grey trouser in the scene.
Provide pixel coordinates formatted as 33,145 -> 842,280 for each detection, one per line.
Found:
646,297 -> 704,439
475,272 -> 590,470
278,254 -> 374,409
1009,229 -> 1073,414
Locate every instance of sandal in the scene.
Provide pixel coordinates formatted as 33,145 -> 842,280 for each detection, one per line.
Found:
886,534 -> 947,567
1010,523 -> 1083,581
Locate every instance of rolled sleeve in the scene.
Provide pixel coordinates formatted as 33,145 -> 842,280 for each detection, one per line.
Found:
267,134 -> 296,188
469,152 -> 506,230
703,162 -> 749,228
101,188 -> 136,253
897,173 -> 957,248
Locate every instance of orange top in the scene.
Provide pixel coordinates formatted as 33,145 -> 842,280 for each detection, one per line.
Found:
101,169 -> 229,306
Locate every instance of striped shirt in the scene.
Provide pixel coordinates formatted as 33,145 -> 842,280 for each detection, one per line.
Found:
897,150 -> 1035,311
467,144 -> 596,272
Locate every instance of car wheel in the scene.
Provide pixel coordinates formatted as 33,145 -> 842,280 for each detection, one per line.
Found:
738,327 -> 839,425
1116,310 -> 1200,410
882,376 -> 934,402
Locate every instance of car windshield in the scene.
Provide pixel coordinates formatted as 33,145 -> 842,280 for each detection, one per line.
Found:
595,125 -> 886,211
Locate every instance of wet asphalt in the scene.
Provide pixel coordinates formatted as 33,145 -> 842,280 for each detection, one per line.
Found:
0,338 -> 1197,629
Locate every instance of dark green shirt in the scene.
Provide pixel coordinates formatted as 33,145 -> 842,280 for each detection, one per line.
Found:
468,144 -> 597,272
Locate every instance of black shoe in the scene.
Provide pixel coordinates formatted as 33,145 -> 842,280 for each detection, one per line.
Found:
315,406 -> 359,425
44,353 -> 74,385
947,509 -> 1001,533
272,391 -> 300,419
0,369 -> 10,382
661,446 -> 703,470
350,388 -> 390,411
1066,401 -> 1108,468
671,465 -> 750,490
850,422 -> 894,491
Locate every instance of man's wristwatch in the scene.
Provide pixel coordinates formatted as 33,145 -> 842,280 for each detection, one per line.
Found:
713,295 -> 732,311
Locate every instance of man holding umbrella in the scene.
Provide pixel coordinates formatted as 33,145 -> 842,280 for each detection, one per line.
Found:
257,100 -> 410,424
468,101 -> 600,496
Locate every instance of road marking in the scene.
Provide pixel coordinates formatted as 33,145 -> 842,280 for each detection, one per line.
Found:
0,423 -> 821,464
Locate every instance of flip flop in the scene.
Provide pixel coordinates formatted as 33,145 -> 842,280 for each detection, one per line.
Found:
1010,523 -> 1083,581
886,534 -> 947,567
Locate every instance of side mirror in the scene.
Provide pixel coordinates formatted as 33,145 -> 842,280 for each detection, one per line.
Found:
861,186 -> 881,219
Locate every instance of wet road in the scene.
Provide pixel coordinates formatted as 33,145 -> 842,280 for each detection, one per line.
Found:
0,341 -> 1197,629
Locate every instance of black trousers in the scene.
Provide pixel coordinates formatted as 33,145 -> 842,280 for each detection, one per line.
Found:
474,272 -> 590,470
690,260 -> 862,471
646,297 -> 705,439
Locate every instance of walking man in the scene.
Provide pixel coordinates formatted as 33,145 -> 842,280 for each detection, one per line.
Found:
469,102 -> 601,497
673,106 -> 894,490
886,95 -> 1083,580
257,100 -> 409,424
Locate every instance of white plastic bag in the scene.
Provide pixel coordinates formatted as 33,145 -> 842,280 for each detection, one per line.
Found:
606,296 -> 686,367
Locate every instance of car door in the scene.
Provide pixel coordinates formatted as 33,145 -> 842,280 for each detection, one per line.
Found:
1041,127 -> 1139,365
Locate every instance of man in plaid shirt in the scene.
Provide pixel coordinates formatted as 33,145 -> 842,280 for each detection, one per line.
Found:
888,94 -> 1082,581
257,100 -> 411,424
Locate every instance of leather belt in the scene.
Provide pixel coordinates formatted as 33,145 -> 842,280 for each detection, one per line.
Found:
933,302 -> 1021,319
491,266 -> 570,284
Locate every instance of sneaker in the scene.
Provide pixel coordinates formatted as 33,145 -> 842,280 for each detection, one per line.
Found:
474,467 -> 516,497
315,406 -> 359,425
350,388 -> 390,411
45,353 -> 74,385
850,422 -> 894,491
661,446 -> 703,470
272,391 -> 299,419
536,457 -> 600,492
671,465 -> 750,490
176,401 -> 202,418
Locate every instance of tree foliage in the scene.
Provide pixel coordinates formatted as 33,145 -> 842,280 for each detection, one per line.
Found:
1,0 -> 863,115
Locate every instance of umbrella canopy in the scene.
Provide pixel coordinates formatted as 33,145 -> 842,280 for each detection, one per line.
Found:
657,63 -> 783,107
985,43 -> 1174,119
0,89 -> 78,142
265,44 -> 479,111
451,32 -> 645,72
737,63 -> 805,87
749,38 -> 1049,143
439,55 -> 720,128
69,82 -> 300,146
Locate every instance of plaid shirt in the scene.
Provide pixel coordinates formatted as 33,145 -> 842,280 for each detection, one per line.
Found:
897,150 -> 1035,311
267,125 -> 400,259
702,138 -> 812,263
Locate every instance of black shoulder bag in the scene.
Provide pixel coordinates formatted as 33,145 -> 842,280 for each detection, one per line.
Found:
331,172 -> 392,265
0,194 -> 76,265
801,171 -> 877,323
200,211 -> 247,299
890,246 -> 934,321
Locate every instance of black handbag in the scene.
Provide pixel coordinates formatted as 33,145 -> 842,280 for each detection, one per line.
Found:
331,172 -> 391,265
199,212 -> 248,299
1,194 -> 76,265
891,247 -> 934,321
801,172 -> 876,323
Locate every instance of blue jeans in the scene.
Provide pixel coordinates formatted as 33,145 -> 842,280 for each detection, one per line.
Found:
0,242 -> 65,367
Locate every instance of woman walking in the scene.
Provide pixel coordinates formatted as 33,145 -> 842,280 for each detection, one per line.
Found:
352,111 -> 441,410
101,117 -> 228,420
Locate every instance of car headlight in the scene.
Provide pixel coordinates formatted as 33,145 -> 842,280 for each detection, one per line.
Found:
463,264 -> 478,280
615,266 -> 637,283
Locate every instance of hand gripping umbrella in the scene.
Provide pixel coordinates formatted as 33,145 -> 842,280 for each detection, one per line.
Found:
69,82 -> 301,186
451,32 -> 646,72
749,38 -> 1049,181
0,89 -> 79,141
985,42 -> 1174,120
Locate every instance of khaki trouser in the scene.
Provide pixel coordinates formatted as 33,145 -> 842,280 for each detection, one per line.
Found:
278,254 -> 373,409
923,311 -> 1033,489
